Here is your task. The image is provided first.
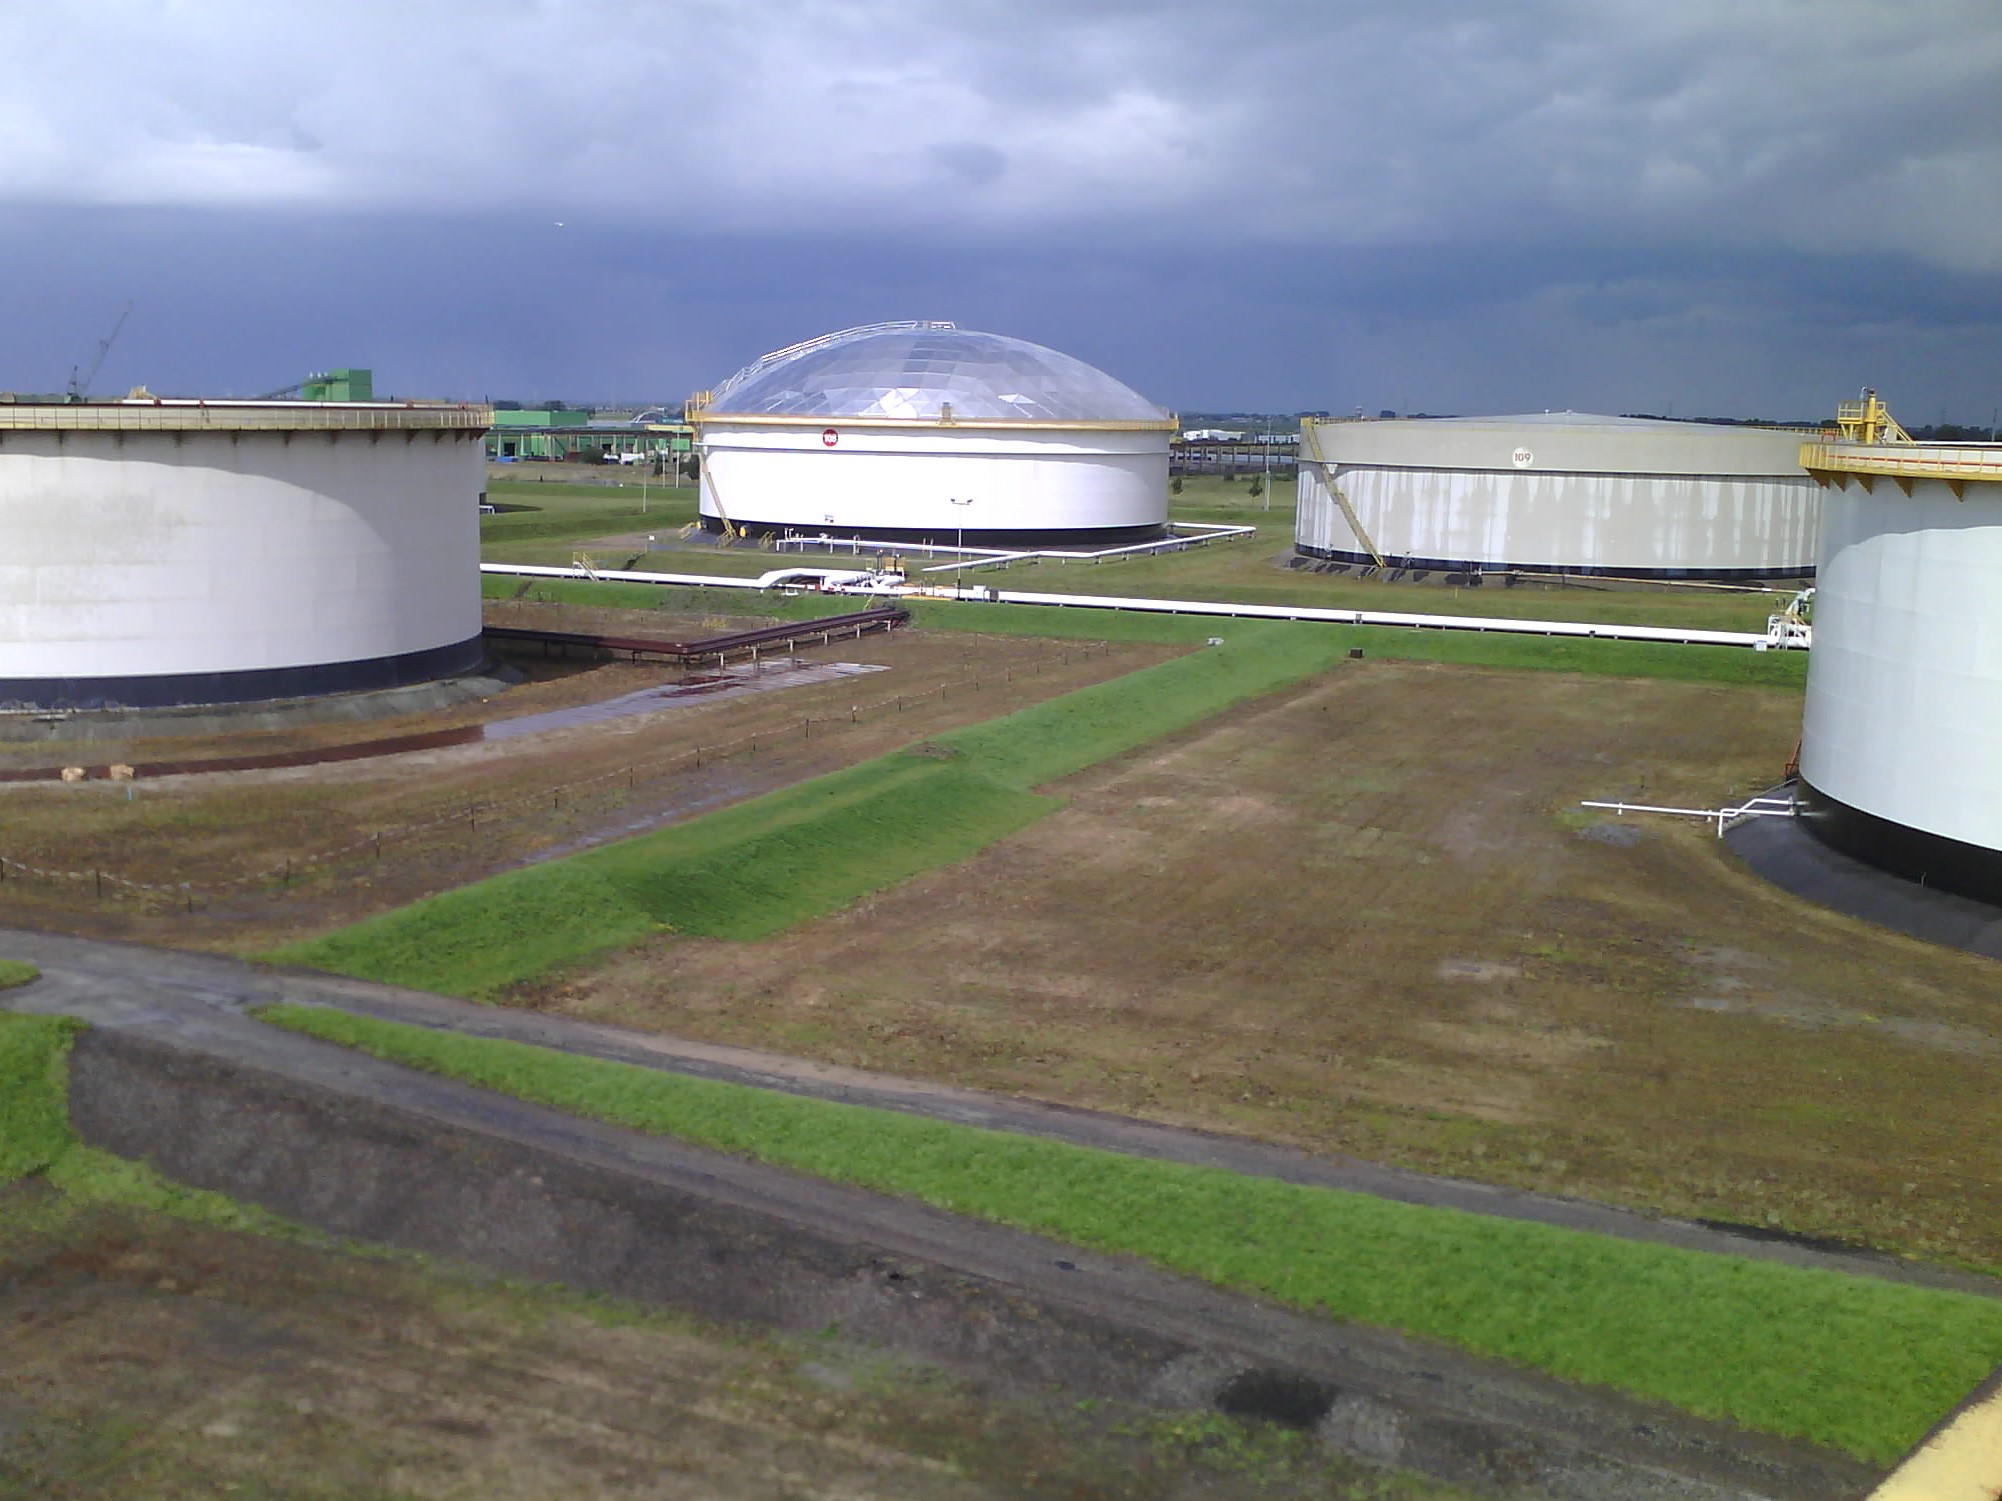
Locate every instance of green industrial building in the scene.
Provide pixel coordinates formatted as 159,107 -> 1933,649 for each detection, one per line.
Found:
487,408 -> 693,464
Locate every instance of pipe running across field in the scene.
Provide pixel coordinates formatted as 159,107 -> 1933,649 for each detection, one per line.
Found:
480,564 -> 1780,649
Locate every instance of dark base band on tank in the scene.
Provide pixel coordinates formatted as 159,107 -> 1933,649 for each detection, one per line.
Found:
0,635 -> 489,713
1292,543 -> 1812,583
701,516 -> 1167,548
1792,778 -> 2002,910
1723,785 -> 2002,961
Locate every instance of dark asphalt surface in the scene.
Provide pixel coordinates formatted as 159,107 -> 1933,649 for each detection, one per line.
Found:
0,924 -> 1949,1497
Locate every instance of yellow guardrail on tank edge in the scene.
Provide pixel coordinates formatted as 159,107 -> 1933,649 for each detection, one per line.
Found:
1868,1367 -> 2002,1501
1800,441 -> 2002,488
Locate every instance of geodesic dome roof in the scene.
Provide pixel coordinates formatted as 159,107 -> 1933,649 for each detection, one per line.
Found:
705,321 -> 1171,424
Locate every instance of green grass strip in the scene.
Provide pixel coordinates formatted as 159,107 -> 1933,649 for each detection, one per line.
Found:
0,1009 -> 78,1183
0,1007 -> 312,1237
938,624 -> 1356,787
902,601 -> 1804,685
257,1004 -> 2002,1463
268,626 -> 1352,995
270,757 -> 1057,996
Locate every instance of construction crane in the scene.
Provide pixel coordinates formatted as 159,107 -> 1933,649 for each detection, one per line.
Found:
67,302 -> 133,402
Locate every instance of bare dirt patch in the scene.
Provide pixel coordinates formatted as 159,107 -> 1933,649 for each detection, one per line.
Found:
0,606 -> 1172,953
526,661 -> 2002,1269
1,1190 -> 1436,1500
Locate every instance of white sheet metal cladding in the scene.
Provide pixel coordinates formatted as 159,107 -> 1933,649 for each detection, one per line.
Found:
1799,472 -> 2002,852
1296,413 -> 1818,576
700,423 -> 1167,535
0,405 -> 487,697
695,323 -> 1174,538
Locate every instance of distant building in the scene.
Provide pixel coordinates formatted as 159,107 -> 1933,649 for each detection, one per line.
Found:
486,407 -> 691,464
299,368 -> 373,402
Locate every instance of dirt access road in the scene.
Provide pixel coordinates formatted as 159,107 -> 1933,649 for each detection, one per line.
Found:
533,659 -> 2002,1271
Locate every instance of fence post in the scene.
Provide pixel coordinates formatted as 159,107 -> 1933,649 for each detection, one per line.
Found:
94,869 -> 103,900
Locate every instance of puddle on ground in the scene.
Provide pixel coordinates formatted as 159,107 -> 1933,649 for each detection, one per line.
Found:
483,661 -> 886,741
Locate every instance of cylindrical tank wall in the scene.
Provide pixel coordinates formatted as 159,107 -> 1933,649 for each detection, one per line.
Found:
0,428 -> 486,708
1295,418 -> 1819,576
1796,476 -> 2002,900
1296,465 -> 1819,576
698,423 -> 1168,541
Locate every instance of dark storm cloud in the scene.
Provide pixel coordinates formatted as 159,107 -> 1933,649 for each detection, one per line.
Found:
1,1 -> 1998,419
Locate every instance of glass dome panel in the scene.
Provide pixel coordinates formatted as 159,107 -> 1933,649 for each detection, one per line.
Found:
706,323 -> 1170,423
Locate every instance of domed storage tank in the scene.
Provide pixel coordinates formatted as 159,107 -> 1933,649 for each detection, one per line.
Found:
1297,412 -> 1819,578
0,398 -> 492,710
689,321 -> 1176,545
1796,407 -> 2002,904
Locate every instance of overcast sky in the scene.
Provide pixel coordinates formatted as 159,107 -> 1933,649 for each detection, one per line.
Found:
3,0 -> 1999,422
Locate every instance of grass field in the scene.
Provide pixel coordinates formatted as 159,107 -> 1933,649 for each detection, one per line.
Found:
479,472 -> 1803,634
268,625 -> 1358,994
546,658 -> 2000,1275
484,576 -> 1808,687
260,1002 -> 2002,1465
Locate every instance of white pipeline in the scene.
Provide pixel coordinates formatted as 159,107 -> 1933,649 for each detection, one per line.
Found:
480,565 -> 1782,650
1579,796 -> 1796,837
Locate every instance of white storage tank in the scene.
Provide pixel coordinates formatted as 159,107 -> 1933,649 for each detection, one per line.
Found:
690,321 -> 1176,545
1796,405 -> 2002,903
1297,412 -> 1819,578
0,398 -> 492,710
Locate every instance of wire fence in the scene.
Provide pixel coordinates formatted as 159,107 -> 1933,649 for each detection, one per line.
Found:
0,637 -> 1117,909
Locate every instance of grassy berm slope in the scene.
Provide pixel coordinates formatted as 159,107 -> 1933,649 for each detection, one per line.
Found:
263,1003 -> 2002,1466
270,625 -> 1356,996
